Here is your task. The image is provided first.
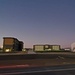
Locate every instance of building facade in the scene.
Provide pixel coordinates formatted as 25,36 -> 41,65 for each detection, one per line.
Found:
3,37 -> 23,52
33,44 -> 61,52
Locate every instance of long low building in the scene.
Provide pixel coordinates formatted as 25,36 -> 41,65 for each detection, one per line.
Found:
33,44 -> 61,52
3,37 -> 23,52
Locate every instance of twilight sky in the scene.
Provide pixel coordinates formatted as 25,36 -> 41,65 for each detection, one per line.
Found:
0,0 -> 75,48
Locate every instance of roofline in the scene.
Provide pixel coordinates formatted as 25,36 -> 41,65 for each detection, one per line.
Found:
3,37 -> 19,41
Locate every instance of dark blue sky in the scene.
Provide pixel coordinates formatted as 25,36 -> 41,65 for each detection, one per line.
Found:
0,0 -> 75,48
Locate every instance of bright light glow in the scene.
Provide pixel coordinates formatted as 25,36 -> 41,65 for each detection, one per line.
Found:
22,49 -> 26,51
5,49 -> 10,52
35,45 -> 44,51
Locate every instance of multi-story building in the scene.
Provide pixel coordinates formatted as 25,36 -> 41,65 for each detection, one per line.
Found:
3,37 -> 23,52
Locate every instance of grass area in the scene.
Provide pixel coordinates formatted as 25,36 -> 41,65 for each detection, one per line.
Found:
0,58 -> 75,67
0,53 -> 75,67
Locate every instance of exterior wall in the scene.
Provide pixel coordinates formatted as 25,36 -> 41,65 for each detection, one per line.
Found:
13,38 -> 20,51
4,38 -> 14,45
33,44 -> 52,52
51,45 -> 60,51
18,41 -> 23,51
3,37 -> 14,52
33,45 -> 45,51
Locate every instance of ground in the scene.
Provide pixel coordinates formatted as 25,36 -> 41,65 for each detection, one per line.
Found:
0,58 -> 75,67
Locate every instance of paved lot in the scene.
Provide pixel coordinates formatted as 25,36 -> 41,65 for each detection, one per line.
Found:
0,64 -> 75,75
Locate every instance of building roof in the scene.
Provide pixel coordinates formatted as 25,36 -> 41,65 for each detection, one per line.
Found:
3,37 -> 19,41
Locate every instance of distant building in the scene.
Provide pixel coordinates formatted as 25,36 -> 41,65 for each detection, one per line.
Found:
33,44 -> 61,52
71,42 -> 75,52
3,37 -> 23,52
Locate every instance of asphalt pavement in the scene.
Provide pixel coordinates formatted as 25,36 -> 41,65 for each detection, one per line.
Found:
0,64 -> 75,75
